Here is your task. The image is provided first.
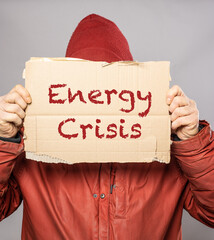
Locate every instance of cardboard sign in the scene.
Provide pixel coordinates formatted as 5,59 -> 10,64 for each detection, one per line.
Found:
24,58 -> 171,164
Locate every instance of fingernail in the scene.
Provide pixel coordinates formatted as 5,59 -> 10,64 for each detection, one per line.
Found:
27,97 -> 31,103
167,98 -> 171,105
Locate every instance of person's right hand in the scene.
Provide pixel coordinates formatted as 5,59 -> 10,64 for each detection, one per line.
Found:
0,84 -> 31,138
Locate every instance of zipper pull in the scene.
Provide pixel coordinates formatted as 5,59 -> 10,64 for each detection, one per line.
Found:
110,184 -> 113,194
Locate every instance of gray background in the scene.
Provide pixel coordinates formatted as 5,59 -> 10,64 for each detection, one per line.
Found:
0,0 -> 213,239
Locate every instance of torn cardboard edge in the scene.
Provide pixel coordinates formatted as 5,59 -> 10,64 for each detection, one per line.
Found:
26,152 -> 71,164
25,151 -> 170,164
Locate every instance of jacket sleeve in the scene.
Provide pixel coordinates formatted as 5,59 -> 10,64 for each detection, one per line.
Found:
171,120 -> 214,228
0,131 -> 24,221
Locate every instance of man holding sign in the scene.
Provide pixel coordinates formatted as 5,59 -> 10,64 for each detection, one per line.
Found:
0,14 -> 213,240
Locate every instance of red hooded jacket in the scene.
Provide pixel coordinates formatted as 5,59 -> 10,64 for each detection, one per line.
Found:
0,14 -> 214,240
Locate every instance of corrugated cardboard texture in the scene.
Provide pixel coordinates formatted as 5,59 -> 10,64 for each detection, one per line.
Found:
24,58 -> 171,164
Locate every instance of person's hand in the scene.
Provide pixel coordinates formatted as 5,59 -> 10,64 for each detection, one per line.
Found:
0,84 -> 31,138
166,85 -> 199,140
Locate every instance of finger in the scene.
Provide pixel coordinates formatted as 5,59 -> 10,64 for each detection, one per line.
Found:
2,103 -> 26,119
4,91 -> 27,110
189,99 -> 197,109
169,96 -> 190,114
0,111 -> 22,127
171,106 -> 196,122
10,84 -> 32,104
166,85 -> 184,105
170,105 -> 194,122
171,114 -> 198,131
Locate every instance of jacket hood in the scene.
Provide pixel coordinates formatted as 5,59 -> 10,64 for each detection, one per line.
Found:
65,14 -> 133,62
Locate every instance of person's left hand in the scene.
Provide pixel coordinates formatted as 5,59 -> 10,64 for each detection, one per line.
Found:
166,85 -> 199,140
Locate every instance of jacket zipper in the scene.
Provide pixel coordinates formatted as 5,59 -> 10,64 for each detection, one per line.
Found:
110,163 -> 116,194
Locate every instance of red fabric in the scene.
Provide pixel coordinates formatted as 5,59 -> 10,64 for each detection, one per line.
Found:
0,14 -> 214,240
65,14 -> 133,62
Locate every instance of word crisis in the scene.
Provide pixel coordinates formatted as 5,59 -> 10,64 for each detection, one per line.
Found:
58,118 -> 141,139
48,84 -> 152,140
